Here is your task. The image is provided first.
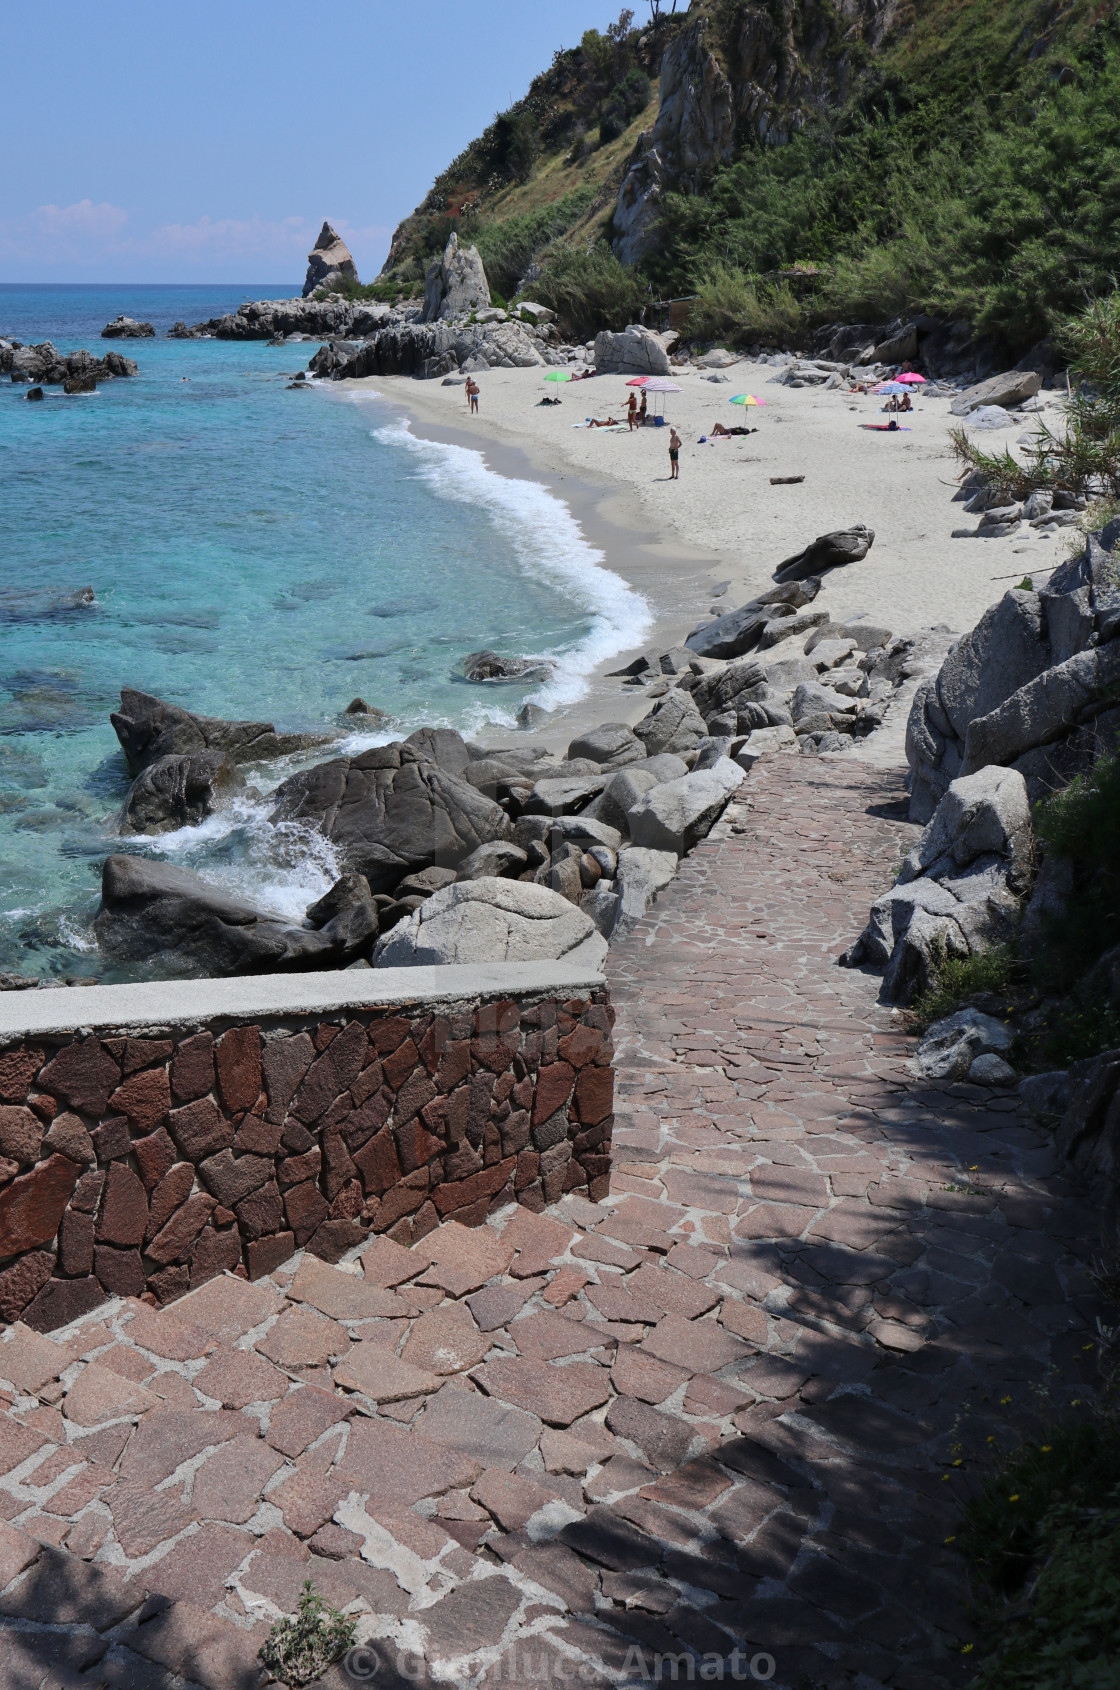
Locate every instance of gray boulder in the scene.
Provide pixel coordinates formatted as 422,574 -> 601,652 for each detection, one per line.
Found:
119,750 -> 241,835
774,526 -> 874,584
611,846 -> 679,937
898,765 -> 1031,886
522,774 -> 608,817
404,726 -> 472,777
94,855 -> 360,976
455,841 -> 529,880
963,643 -> 1120,775
592,325 -> 670,376
111,688 -> 327,777
463,651 -> 554,684
912,1007 -> 1013,1081
305,873 -> 380,955
632,689 -> 707,758
373,878 -> 606,970
686,579 -> 820,660
303,221 -> 359,298
949,370 -> 1042,416
101,317 -> 154,339
566,724 -> 645,769
627,758 -> 742,854
423,233 -> 491,322
269,743 -> 512,894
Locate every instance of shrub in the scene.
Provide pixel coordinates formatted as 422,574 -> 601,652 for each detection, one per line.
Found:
470,187 -> 597,299
599,68 -> 652,143
259,1581 -> 357,1687
1032,750 -> 1120,988
957,1417 -> 1120,1688
688,264 -> 805,347
909,944 -> 1019,1030
525,241 -> 650,339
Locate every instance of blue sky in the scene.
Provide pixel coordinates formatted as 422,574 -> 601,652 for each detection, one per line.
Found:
1,1 -> 630,282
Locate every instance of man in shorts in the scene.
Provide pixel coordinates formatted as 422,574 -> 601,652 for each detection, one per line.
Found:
466,377 -> 479,414
668,427 -> 681,479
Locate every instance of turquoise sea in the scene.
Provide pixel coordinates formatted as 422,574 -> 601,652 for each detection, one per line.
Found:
0,284 -> 649,981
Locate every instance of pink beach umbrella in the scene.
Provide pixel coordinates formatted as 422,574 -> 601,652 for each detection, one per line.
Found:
625,377 -> 650,386
897,372 -> 926,384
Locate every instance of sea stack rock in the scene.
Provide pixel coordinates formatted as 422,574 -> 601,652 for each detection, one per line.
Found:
302,222 -> 359,298
422,232 -> 491,322
101,316 -> 155,339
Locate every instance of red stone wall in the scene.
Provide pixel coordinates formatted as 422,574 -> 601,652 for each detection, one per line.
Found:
0,990 -> 613,1332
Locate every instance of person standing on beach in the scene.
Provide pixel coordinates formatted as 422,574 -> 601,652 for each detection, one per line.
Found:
639,390 -> 648,427
627,391 -> 638,431
466,377 -> 479,415
669,427 -> 681,479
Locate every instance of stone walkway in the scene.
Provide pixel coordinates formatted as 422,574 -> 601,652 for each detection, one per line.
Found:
0,757 -> 1105,1690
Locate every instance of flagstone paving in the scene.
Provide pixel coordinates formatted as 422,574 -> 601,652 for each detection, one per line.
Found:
0,756 -> 1105,1689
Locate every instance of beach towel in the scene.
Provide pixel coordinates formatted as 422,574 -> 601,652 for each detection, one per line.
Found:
860,424 -> 912,432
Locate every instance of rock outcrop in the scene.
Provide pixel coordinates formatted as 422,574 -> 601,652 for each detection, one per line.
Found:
308,312 -> 549,382
949,369 -> 1042,417
905,521 -> 1120,821
110,689 -> 327,777
845,764 -> 1032,1002
303,221 -> 359,298
119,750 -> 241,835
101,316 -> 154,339
0,343 -> 138,385
93,856 -> 367,975
592,326 -> 671,377
422,233 -> 491,322
269,744 -> 513,894
774,526 -> 875,584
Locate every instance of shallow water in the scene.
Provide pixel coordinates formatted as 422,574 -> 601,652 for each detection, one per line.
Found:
0,285 -> 649,979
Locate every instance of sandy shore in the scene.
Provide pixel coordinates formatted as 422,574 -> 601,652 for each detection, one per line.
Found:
336,362 -> 1066,748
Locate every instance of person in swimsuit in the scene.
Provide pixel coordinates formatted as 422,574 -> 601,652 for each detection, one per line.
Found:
639,390 -> 648,426
466,377 -> 479,414
669,427 -> 681,479
627,391 -> 638,431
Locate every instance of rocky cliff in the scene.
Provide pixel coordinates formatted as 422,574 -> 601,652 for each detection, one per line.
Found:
613,2 -> 898,262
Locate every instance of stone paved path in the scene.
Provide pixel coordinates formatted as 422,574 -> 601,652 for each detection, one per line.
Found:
0,757 -> 1105,1690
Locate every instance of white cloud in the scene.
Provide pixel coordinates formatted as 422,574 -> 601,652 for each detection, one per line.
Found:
0,202 -> 391,277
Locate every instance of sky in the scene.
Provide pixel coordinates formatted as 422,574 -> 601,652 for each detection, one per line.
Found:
1,0 -> 632,283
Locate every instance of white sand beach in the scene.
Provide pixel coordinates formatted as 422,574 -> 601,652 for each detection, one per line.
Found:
341,362 -> 1066,743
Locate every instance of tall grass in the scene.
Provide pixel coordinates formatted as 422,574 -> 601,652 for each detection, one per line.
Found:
687,266 -> 804,347
468,188 -> 597,300
525,241 -> 651,339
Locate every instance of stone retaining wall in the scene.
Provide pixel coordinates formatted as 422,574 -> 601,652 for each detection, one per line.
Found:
0,963 -> 612,1332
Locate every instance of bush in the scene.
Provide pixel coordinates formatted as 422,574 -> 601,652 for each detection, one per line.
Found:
957,1417 -> 1120,1688
1032,750 -> 1120,988
688,265 -> 805,347
599,68 -> 652,143
953,290 -> 1120,500
470,187 -> 597,299
525,241 -> 650,339
909,944 -> 1019,1030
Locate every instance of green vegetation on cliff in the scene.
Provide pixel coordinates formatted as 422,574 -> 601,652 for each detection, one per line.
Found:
383,0 -> 1120,357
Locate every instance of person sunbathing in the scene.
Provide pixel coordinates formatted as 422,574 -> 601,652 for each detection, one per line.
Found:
708,423 -> 758,438
587,416 -> 621,427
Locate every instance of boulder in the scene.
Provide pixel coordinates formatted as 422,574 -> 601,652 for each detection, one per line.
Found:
970,1052 -> 1016,1085
455,842 -> 529,880
93,855 -> 354,976
911,1007 -> 1013,1081
734,725 -> 798,769
592,325 -> 671,377
463,651 -> 554,684
522,775 -> 608,818
101,317 -> 154,339
774,526 -> 874,584
627,758 -> 742,855
612,846 -> 679,936
119,750 -> 241,835
686,579 -> 821,660
404,726 -> 472,776
566,725 -> 645,769
632,690 -> 707,758
898,765 -> 1031,885
805,620 -> 893,654
373,878 -> 607,970
110,689 -> 327,777
305,873 -> 380,954
269,744 -> 513,894
422,233 -> 491,322
303,222 -> 359,299
950,370 -> 1042,416
962,643 -> 1120,776
517,302 -> 555,326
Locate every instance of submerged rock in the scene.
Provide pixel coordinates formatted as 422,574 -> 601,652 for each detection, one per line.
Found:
462,651 -> 555,684
110,689 -> 329,777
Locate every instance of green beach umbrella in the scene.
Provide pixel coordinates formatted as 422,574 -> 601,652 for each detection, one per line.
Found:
544,370 -> 572,382
729,394 -> 764,406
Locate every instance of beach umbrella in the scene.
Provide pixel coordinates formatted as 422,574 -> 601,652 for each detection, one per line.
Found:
896,372 -> 926,384
729,394 -> 764,406
874,381 -> 908,395
544,370 -> 572,382
625,377 -> 649,386
642,379 -> 681,392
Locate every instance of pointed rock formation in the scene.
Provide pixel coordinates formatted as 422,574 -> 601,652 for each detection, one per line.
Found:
422,233 -> 491,323
302,222 -> 359,298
